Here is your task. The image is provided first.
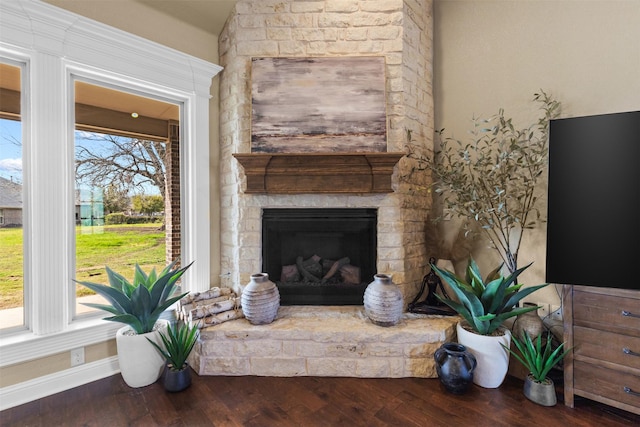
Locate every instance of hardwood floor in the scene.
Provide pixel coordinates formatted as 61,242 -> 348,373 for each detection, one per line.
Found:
2,373 -> 639,426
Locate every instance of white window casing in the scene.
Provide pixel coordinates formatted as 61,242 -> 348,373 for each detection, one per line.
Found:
0,0 -> 221,365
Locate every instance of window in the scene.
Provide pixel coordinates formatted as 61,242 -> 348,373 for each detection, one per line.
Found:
0,61 -> 24,330
0,0 -> 220,371
72,81 -> 180,318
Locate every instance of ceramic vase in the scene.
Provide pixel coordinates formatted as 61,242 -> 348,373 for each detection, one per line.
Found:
163,363 -> 192,392
115,319 -> 169,388
241,273 -> 280,325
523,374 -> 557,406
363,274 -> 403,327
512,302 -> 544,340
456,322 -> 511,388
434,342 -> 477,394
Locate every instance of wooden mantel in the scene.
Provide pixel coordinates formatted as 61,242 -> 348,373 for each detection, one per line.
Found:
232,152 -> 404,194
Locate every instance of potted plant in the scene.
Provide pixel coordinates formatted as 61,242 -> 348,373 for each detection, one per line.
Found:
502,331 -> 570,406
147,322 -> 199,392
75,259 -> 192,387
431,257 -> 548,388
407,91 -> 561,277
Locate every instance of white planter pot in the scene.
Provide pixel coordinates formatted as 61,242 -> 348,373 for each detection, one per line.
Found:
456,322 -> 511,388
115,320 -> 169,388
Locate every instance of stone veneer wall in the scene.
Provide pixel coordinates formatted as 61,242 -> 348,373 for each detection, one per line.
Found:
218,0 -> 434,304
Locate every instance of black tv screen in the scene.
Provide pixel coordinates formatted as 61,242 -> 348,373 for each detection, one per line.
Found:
546,110 -> 640,291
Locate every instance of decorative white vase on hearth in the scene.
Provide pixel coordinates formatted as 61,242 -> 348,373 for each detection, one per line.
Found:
363,274 -> 403,327
241,273 -> 280,325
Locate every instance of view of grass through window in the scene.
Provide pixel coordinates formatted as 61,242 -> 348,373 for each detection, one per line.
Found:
74,128 -> 167,317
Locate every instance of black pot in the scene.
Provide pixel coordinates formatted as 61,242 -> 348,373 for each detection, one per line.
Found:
162,363 -> 192,392
434,342 -> 477,394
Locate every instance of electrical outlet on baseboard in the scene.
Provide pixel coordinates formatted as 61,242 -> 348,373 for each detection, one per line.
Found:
70,347 -> 85,367
549,305 -> 562,321
537,303 -> 552,319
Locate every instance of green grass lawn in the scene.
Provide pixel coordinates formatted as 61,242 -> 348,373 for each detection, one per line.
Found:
0,224 -> 166,309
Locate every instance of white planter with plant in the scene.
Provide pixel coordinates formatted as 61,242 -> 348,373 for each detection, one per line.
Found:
431,258 -> 548,388
76,259 -> 192,388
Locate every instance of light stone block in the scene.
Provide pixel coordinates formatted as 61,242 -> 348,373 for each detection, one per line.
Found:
250,357 -> 307,376
308,358 -> 358,377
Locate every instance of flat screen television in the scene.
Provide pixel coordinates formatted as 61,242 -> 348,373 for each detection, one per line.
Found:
546,110 -> 640,291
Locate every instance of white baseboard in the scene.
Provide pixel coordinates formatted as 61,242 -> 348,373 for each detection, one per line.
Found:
0,356 -> 120,411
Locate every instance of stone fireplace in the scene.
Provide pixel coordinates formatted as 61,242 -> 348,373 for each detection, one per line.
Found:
219,0 -> 435,305
191,0 -> 456,379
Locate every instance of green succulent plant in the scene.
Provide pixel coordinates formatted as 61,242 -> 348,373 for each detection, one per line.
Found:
75,259 -> 193,334
502,331 -> 570,383
147,322 -> 199,371
431,257 -> 548,335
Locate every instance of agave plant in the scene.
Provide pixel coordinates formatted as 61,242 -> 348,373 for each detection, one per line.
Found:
431,257 -> 548,335
147,322 -> 199,371
76,259 -> 193,334
502,331 -> 570,383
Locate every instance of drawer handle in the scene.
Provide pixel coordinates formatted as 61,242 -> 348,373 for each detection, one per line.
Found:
624,387 -> 640,397
623,347 -> 640,357
622,310 -> 640,319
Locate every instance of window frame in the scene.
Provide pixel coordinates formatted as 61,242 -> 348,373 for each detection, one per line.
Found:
0,0 -> 220,365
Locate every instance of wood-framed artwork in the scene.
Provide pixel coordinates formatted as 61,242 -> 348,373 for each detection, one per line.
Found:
251,56 -> 387,153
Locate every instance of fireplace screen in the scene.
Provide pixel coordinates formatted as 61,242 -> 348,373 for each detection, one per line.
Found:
262,208 -> 377,305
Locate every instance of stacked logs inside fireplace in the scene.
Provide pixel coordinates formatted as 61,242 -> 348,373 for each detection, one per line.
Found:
176,287 -> 244,329
281,255 -> 360,285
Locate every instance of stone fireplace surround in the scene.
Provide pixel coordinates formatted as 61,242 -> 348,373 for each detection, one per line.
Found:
191,1 -> 452,378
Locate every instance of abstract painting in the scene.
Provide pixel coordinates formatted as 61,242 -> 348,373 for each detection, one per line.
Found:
251,57 -> 387,153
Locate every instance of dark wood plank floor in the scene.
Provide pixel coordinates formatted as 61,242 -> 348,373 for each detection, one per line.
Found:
2,373 -> 639,426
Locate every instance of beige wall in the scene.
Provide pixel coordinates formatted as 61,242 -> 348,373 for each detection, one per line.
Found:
434,0 -> 640,305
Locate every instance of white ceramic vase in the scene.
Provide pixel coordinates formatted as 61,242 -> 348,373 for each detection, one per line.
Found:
363,274 -> 403,327
456,322 -> 511,388
241,273 -> 280,325
115,319 -> 169,388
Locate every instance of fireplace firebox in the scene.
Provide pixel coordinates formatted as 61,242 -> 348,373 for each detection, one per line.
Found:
262,208 -> 377,305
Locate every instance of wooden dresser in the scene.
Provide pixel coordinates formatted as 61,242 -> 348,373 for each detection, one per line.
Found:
563,285 -> 640,415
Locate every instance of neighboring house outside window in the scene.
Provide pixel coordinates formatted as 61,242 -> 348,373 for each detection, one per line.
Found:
0,176 -> 22,227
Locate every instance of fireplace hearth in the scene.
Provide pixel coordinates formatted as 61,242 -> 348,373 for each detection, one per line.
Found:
262,208 -> 377,305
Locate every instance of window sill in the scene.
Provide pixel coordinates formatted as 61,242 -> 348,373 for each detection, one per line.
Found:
0,318 -> 121,367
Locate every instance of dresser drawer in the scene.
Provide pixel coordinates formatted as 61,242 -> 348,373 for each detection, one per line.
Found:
574,326 -> 640,370
574,361 -> 640,410
573,290 -> 640,335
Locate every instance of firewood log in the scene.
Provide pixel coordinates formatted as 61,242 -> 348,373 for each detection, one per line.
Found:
322,257 -> 350,281
280,264 -> 300,282
296,255 -> 322,282
190,308 -> 244,329
187,297 -> 240,322
180,287 -> 232,305
340,265 -> 361,285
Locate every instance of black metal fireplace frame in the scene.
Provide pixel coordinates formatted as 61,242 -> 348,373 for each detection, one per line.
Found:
262,208 -> 377,305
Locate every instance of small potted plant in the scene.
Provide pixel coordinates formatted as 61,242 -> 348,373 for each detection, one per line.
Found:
430,257 -> 548,388
147,322 -> 200,392
75,259 -> 192,388
502,331 -> 570,406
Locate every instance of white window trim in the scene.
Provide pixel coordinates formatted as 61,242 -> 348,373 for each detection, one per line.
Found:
0,0 -> 221,365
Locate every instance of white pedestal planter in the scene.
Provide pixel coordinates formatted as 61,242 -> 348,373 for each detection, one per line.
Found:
456,322 -> 511,388
116,320 -> 169,388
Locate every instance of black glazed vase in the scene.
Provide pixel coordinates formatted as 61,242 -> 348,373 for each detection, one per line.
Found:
434,342 -> 477,394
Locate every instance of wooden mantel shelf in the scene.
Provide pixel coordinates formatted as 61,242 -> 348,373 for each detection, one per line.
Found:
232,152 -> 404,194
